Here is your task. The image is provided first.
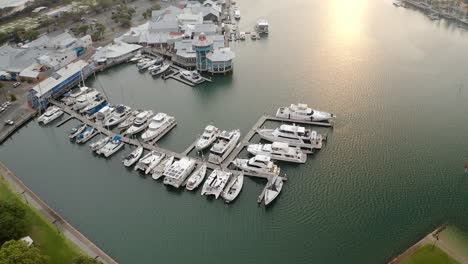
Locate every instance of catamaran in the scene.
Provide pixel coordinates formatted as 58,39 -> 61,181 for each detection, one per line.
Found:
122,146 -> 144,167
195,125 -> 220,151
38,106 -> 64,125
276,103 -> 335,122
89,136 -> 111,152
125,110 -> 154,135
104,105 -> 131,127
232,155 -> 280,176
264,175 -> 283,206
247,142 -> 307,163
141,113 -> 176,142
163,158 -> 196,188
201,169 -> 232,199
257,124 -> 323,151
97,136 -> 124,157
208,129 -> 241,164
151,156 -> 174,180
221,172 -> 244,203
185,164 -> 207,191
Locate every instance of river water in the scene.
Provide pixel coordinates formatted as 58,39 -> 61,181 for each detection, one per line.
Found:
2,0 -> 468,263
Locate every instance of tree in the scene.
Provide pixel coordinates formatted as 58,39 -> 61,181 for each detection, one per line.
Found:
0,201 -> 27,244
10,94 -> 17,102
0,240 -> 48,264
0,31 -> 9,45
72,255 -> 102,264
23,30 -> 39,41
10,26 -> 26,43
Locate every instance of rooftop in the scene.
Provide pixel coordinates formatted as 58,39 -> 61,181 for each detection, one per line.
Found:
207,47 -> 235,62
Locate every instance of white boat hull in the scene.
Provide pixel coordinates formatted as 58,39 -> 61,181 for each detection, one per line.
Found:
221,173 -> 244,203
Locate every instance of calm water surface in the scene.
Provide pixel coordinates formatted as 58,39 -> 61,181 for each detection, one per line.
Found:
3,0 -> 468,263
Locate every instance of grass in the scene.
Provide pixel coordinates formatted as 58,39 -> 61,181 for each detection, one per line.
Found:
439,226 -> 468,261
0,176 -> 82,264
400,244 -> 460,264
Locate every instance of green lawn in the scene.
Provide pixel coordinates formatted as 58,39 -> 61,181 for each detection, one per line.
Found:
400,244 -> 460,264
0,176 -> 82,264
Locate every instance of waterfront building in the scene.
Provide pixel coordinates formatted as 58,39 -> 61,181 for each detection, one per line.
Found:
206,47 -> 235,74
92,41 -> 142,66
192,34 -> 214,71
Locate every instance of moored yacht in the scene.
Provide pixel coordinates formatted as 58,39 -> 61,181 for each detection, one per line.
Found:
141,113 -> 176,142
89,136 -> 111,152
61,86 -> 91,106
38,106 -> 63,125
75,126 -> 96,144
150,63 -> 170,76
276,103 -> 334,122
232,155 -> 280,176
129,53 -> 143,63
79,96 -> 107,114
117,110 -> 140,130
136,58 -> 151,67
208,129 -> 241,164
94,105 -> 115,124
256,19 -> 269,34
163,158 -> 196,188
264,175 -> 283,206
122,146 -> 144,167
151,156 -> 174,180
134,150 -> 165,174
247,142 -> 307,163
201,169 -> 232,199
97,136 -> 124,157
104,105 -> 131,127
185,164 -> 207,191
221,172 -> 244,203
72,89 -> 101,110
138,59 -> 159,71
234,7 -> 241,19
257,124 -> 323,150
181,70 -> 204,84
68,123 -> 87,139
125,110 -> 154,135
195,125 -> 220,151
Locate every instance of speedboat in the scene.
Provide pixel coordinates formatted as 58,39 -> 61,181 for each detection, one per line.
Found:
38,106 -> 63,125
247,142 -> 307,163
264,175 -> 283,206
201,169 -> 232,199
208,129 -> 241,164
276,103 -> 335,122
75,126 -> 96,144
104,105 -> 131,127
195,125 -> 220,151
61,86 -> 91,106
97,136 -> 124,157
221,172 -> 244,203
256,19 -> 269,34
123,146 -> 144,167
117,110 -> 140,130
232,155 -> 280,176
150,63 -> 170,76
180,70 -> 204,84
134,150 -> 165,174
141,113 -> 176,142
89,136 -> 111,152
68,123 -> 87,139
151,156 -> 174,180
148,64 -> 160,72
257,124 -> 323,151
163,158 -> 196,188
138,59 -> 159,71
125,110 -> 154,135
72,89 -> 101,110
185,164 -> 207,191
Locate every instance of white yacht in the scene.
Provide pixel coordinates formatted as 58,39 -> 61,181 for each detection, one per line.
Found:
38,106 -> 63,125
150,63 -> 170,76
256,19 -> 269,34
129,53 -> 143,63
75,126 -> 96,144
136,58 -> 151,67
117,110 -> 140,130
208,129 -> 241,164
141,113 -> 176,142
104,105 -> 131,127
201,169 -> 232,199
134,150 -> 165,174
138,59 -> 158,71
181,70 -> 204,84
125,110 -> 154,135
61,86 -> 91,106
79,97 -> 107,114
247,142 -> 307,163
122,146 -> 144,167
239,32 -> 246,40
257,124 -> 323,150
68,123 -> 87,139
264,175 -> 283,206
72,89 -> 101,110
89,136 -> 111,152
234,7 -> 241,19
163,158 -> 196,188
97,136 -> 124,157
232,155 -> 280,176
185,164 -> 207,191
221,172 -> 244,203
95,105 -> 115,124
195,125 -> 221,151
276,103 -> 334,122
151,156 -> 174,180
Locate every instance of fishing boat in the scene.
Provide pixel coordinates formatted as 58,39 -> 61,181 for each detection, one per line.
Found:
68,123 -> 87,139
163,158 -> 196,188
104,105 -> 131,127
195,125 -> 221,151
89,136 -> 111,152
257,124 -> 323,151
134,150 -> 165,174
201,169 -> 232,199
151,156 -> 174,180
122,146 -> 144,167
125,110 -> 154,135
37,106 -> 63,125
97,136 -> 124,157
117,110 -> 140,130
221,172 -> 244,203
150,63 -> 170,76
232,155 -> 280,176
264,175 -> 283,206
141,113 -> 176,142
247,142 -> 307,163
75,126 -> 96,144
185,164 -> 207,191
276,103 -> 334,122
208,129 -> 241,164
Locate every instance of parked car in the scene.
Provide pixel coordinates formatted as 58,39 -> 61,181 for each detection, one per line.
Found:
13,82 -> 20,88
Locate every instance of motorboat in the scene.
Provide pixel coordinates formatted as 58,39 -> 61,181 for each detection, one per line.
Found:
234,7 -> 241,19
201,169 -> 232,199
276,103 -> 334,122
251,32 -> 259,40
72,89 -> 101,110
256,19 -> 269,34
89,136 -> 111,152
257,124 -> 323,150
151,156 -> 174,180
117,110 -> 140,130
232,155 -> 280,176
38,106 -> 63,125
136,58 -> 151,67
195,125 -> 220,151
123,146 -> 144,167
68,123 -> 87,139
185,164 -> 207,191
138,59 -> 159,71
61,86 -> 91,106
104,105 -> 131,127
239,32 -> 246,40
247,142 -> 307,163
150,63 -> 170,76
163,158 -> 196,188
141,113 -> 176,142
208,129 -> 241,164
75,126 -> 96,144
148,65 -> 160,72
264,175 -> 283,206
79,96 -> 107,114
95,105 -> 115,124
129,52 -> 143,63
97,136 -> 124,157
125,110 -> 154,135
134,150 -> 165,174
180,70 -> 204,84
221,172 -> 244,203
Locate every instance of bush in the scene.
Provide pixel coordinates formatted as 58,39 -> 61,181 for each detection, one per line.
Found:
10,94 -> 16,102
0,240 -> 49,264
0,201 -> 27,245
